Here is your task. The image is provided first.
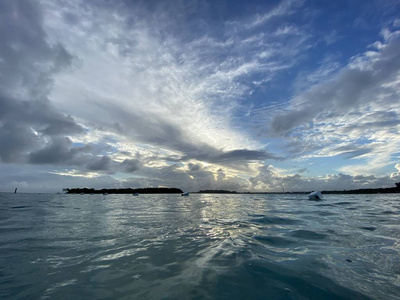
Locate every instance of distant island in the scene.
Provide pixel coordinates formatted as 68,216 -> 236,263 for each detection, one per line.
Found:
315,182 -> 400,194
195,182 -> 400,195
321,183 -> 400,194
64,187 -> 183,194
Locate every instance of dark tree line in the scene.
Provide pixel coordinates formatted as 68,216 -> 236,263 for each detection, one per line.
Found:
63,187 -> 183,194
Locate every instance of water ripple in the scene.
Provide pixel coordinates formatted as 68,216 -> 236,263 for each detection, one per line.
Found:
1,193 -> 399,299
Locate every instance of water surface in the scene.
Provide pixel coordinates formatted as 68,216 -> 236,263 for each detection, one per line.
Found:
1,193 -> 399,299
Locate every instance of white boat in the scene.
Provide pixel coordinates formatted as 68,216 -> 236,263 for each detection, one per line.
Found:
181,192 -> 189,196
308,191 -> 323,200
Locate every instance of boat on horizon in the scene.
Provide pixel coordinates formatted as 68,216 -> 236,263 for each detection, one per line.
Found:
181,192 -> 189,196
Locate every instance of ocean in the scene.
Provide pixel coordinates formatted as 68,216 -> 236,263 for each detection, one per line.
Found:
0,193 -> 399,299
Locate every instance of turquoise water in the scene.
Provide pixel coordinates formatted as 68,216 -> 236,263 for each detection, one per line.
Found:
0,193 -> 399,299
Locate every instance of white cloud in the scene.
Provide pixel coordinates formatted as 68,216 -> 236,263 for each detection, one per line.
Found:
381,27 -> 400,42
247,0 -> 304,29
323,30 -> 342,45
250,165 -> 398,192
43,1 -> 253,154
390,163 -> 400,182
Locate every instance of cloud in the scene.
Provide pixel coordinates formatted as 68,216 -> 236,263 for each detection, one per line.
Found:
188,163 -> 202,172
86,155 -> 113,172
0,0 -> 83,164
47,0 -> 321,165
247,0 -> 304,29
0,118 -> 38,163
43,0 -> 311,150
28,137 -> 144,174
121,158 -> 141,173
178,149 -> 277,175
390,163 -> 400,182
0,166 -> 121,193
29,0 -> 315,176
250,165 -> 398,192
271,40 -> 400,134
2,158 -> 397,193
267,34 -> 400,174
323,30 -> 342,45
28,137 -> 77,164
295,56 -> 342,90
118,162 -> 253,192
0,1 -> 72,89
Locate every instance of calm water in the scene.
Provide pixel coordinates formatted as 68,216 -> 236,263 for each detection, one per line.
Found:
1,193 -> 399,299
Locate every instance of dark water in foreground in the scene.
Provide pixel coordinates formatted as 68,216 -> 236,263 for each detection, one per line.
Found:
0,193 -> 399,299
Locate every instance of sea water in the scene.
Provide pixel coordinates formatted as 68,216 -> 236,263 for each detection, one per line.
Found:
0,193 -> 399,299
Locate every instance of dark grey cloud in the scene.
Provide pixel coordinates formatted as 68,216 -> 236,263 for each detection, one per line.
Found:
181,148 -> 277,172
86,155 -> 113,172
0,1 -> 72,89
210,149 -> 276,163
0,1 -> 50,88
297,167 -> 307,173
28,137 -> 80,165
90,101 -> 190,151
0,0 -> 83,165
333,144 -> 374,159
121,158 -> 141,173
27,138 -> 143,174
0,94 -> 83,137
188,163 -> 202,171
178,148 -> 278,173
0,122 -> 39,163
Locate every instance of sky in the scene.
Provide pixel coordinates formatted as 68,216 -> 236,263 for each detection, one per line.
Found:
1,0 -> 400,193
